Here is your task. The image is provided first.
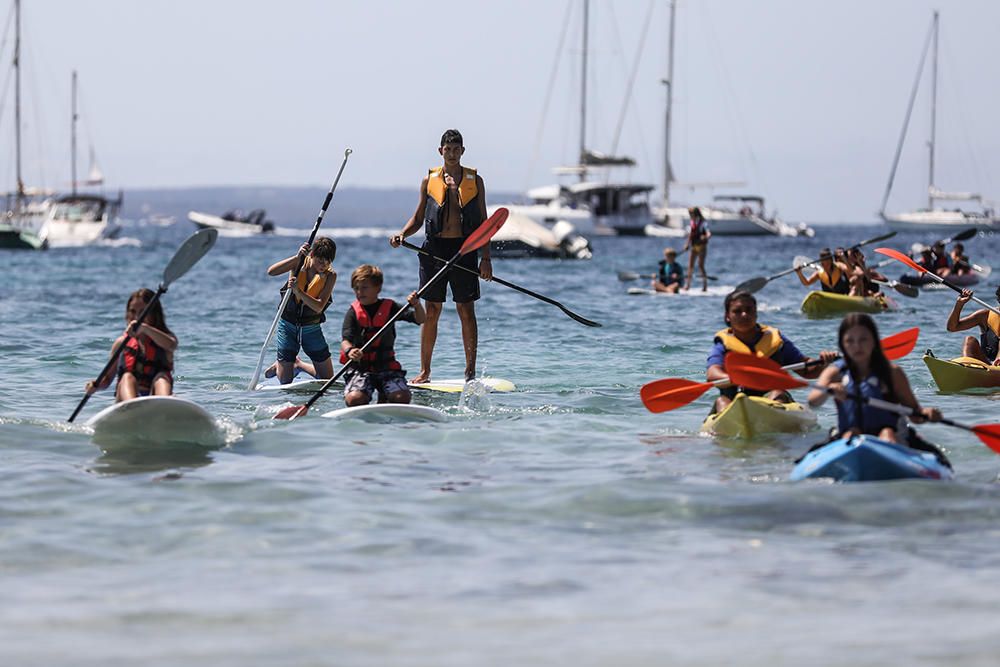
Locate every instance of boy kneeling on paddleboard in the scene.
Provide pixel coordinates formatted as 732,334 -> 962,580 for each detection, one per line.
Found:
341,265 -> 426,406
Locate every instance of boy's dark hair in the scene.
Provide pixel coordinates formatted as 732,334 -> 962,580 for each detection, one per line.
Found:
440,129 -> 463,147
723,290 -> 756,325
310,237 -> 336,262
351,264 -> 384,289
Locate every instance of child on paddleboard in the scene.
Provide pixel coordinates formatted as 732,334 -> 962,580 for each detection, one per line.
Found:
808,313 -> 942,445
653,247 -> 684,294
84,288 -> 177,402
265,237 -> 337,384
683,207 -> 710,292
707,290 -> 837,414
341,264 -> 426,406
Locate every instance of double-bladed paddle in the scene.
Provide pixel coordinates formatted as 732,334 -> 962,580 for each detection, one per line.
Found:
790,254 -> 918,298
401,240 -> 601,327
937,227 -> 978,246
639,327 -> 919,413
723,351 -> 1000,454
273,207 -> 509,420
735,231 -> 897,294
69,228 -> 219,423
875,247 -> 1000,316
248,148 -> 353,390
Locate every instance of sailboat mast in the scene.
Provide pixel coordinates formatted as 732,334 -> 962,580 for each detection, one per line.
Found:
663,0 -> 676,205
71,70 -> 78,195
928,11 -> 938,210
14,0 -> 23,200
579,0 -> 588,180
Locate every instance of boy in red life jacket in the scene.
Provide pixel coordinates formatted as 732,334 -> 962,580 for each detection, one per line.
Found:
84,288 -> 177,402
341,265 -> 426,406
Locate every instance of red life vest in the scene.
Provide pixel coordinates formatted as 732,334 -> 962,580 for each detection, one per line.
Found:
339,299 -> 402,371
117,335 -> 172,387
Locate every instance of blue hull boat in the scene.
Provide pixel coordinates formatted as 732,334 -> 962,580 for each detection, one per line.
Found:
791,434 -> 953,482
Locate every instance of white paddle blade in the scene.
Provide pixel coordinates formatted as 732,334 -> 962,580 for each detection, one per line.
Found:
163,228 -> 218,286
793,255 -> 815,269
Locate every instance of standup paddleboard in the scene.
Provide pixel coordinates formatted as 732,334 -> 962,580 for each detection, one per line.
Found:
254,378 -> 335,393
86,396 -> 223,450
320,403 -> 448,422
627,286 -> 733,297
408,377 -> 515,393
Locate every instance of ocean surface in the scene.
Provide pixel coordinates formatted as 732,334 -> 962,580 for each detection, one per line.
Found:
1,212 -> 999,666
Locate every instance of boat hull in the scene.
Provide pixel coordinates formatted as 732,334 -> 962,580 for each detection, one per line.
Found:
923,352 -> 1000,393
701,393 -> 816,438
790,434 -> 953,482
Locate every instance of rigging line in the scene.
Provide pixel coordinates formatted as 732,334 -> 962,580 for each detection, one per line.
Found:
941,33 -> 992,194
879,15 -> 934,214
609,0 -> 654,161
526,0 -> 574,192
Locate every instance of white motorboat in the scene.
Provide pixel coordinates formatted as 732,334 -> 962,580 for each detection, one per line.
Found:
188,209 -> 275,236
45,193 -> 123,247
879,12 -> 1000,232
489,208 -> 592,260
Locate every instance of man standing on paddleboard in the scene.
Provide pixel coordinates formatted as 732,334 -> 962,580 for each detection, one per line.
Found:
389,129 -> 492,382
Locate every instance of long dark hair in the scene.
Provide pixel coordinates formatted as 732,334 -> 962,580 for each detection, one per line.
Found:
126,288 -> 172,336
838,313 -> 894,400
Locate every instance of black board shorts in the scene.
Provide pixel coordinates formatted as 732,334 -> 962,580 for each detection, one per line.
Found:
419,237 -> 480,303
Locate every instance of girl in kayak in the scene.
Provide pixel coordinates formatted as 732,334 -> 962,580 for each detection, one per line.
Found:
808,313 -> 941,443
794,247 -> 851,294
683,207 -> 710,292
945,287 -> 1000,365
84,288 -> 177,402
707,290 -> 836,413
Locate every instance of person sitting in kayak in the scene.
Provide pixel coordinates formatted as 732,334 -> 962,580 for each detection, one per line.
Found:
683,207 -> 710,292
950,243 -> 973,276
794,247 -> 850,294
808,313 -> 941,444
653,247 -> 684,294
265,237 -> 337,384
945,287 -> 1000,365
84,288 -> 177,402
929,240 -> 953,277
341,264 -> 426,406
707,290 -> 837,413
845,247 -> 887,297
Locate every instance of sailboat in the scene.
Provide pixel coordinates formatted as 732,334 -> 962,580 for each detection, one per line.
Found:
494,0 -> 655,240
0,0 -> 50,250
880,11 -> 999,232
43,70 -> 122,247
651,1 -> 811,237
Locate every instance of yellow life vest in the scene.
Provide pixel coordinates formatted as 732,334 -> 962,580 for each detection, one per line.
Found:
818,265 -> 847,292
988,311 -> 1000,336
297,268 -> 330,300
714,325 -> 784,359
424,166 -> 483,238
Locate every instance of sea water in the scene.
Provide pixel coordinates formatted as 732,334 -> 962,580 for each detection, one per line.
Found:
1,218 -> 999,666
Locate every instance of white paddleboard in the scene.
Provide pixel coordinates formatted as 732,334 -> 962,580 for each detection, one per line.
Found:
627,286 -> 733,297
320,403 -> 448,422
85,396 -> 223,450
408,377 -> 515,393
254,377 -> 335,393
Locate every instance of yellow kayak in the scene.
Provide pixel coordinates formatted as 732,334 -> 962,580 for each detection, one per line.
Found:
923,351 -> 1000,393
701,393 -> 817,438
800,291 -> 896,317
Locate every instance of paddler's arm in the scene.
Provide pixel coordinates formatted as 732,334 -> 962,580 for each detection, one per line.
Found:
706,363 -> 729,384
267,243 -> 310,276
406,291 -> 426,325
132,322 -> 178,353
796,349 -> 840,380
890,365 -> 940,424
794,267 -> 817,286
85,335 -> 126,393
945,289 -> 987,332
807,364 -> 842,407
341,309 -> 363,362
292,270 -> 337,314
476,174 -> 493,280
390,177 -> 429,248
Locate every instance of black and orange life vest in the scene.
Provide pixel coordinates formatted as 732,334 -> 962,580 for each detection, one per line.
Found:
423,166 -> 483,238
340,299 -> 403,372
280,268 -> 332,325
818,265 -> 850,294
982,311 -> 1000,361
117,335 -> 172,387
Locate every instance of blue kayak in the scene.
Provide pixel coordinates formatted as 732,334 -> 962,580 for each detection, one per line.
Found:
790,434 -> 954,482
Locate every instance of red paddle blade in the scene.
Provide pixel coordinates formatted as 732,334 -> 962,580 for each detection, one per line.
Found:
724,352 -> 808,392
460,207 -> 509,255
875,247 -> 926,274
640,378 -> 714,413
881,327 -> 919,360
274,404 -> 308,420
972,424 -> 1000,454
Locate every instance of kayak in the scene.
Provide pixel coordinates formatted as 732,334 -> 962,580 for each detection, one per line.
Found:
923,351 -> 1000,393
86,396 -> 223,452
320,403 -> 447,422
701,393 -> 817,439
900,272 -> 981,288
409,377 -> 515,393
790,434 -> 953,482
800,291 -> 896,317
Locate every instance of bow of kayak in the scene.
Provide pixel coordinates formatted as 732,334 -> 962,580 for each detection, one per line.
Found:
701,393 -> 817,439
790,434 -> 953,482
923,351 -> 1000,393
800,291 -> 896,318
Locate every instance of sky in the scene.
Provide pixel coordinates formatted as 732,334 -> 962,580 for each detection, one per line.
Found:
2,0 -> 999,223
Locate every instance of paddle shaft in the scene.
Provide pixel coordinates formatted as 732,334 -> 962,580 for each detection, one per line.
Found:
69,284 -> 167,423
248,149 -> 353,389
291,248 -> 475,416
402,240 -> 601,327
775,232 -> 898,281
